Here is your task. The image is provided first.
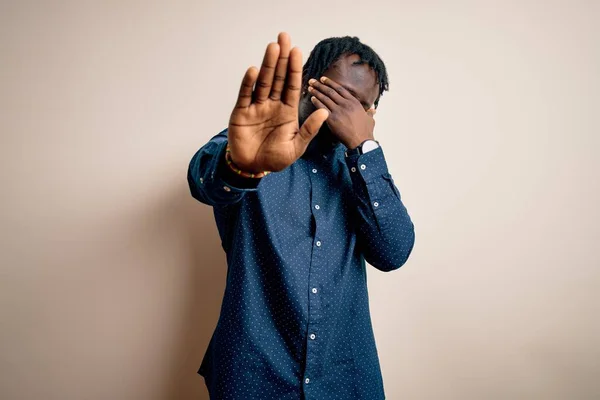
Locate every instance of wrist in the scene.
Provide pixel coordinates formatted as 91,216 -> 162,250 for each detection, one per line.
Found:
225,144 -> 270,179
344,138 -> 380,158
347,136 -> 374,150
346,135 -> 375,150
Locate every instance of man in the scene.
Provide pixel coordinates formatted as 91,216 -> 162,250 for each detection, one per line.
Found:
187,32 -> 415,400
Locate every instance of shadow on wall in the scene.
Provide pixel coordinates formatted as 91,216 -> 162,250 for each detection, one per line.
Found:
162,182 -> 225,400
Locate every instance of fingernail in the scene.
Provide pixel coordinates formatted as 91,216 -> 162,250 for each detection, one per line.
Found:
308,78 -> 316,85
320,76 -> 327,83
308,86 -> 314,92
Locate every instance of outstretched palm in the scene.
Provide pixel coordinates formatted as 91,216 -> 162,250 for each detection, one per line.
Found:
228,32 -> 329,173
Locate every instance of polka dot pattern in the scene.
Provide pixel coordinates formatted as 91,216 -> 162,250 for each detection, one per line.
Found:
187,129 -> 415,399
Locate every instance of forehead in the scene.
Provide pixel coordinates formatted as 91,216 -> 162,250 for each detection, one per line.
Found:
323,53 -> 380,106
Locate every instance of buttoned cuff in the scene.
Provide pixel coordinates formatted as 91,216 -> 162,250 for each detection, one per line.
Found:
344,145 -> 390,183
344,145 -> 402,227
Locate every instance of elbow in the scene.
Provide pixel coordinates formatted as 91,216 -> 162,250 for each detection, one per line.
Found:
370,226 -> 416,272
388,234 -> 415,272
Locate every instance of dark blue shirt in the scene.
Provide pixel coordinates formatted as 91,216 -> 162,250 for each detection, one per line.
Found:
187,128 -> 415,400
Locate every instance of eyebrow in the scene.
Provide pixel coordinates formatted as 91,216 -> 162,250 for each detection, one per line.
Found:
342,85 -> 372,109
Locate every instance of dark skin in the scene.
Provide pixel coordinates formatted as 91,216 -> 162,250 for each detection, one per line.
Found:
299,53 -> 380,150
227,32 -> 380,174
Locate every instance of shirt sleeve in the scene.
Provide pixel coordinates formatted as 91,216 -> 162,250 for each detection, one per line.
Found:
187,128 -> 263,206
345,145 -> 416,272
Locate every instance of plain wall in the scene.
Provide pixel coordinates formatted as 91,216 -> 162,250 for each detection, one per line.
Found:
1,1 -> 598,399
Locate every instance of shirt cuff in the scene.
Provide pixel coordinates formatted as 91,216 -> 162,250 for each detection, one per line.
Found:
215,140 -> 263,192
344,145 -> 390,183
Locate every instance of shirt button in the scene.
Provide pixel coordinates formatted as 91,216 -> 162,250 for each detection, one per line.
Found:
360,164 -> 366,170
223,186 -> 231,192
305,378 -> 310,384
312,168 -> 317,173
314,204 -> 320,210
312,288 -> 318,294
310,333 -> 316,340
316,241 -> 321,247
351,167 -> 356,172
373,201 -> 379,207
199,177 -> 204,183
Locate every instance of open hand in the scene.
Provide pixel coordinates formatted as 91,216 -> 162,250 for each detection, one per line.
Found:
227,33 -> 330,173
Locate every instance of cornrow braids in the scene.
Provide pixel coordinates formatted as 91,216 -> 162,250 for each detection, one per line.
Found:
302,36 -> 389,108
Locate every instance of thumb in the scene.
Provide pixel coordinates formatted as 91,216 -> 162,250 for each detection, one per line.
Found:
295,108 -> 329,145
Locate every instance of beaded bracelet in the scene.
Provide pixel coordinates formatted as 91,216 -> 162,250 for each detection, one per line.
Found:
225,143 -> 271,179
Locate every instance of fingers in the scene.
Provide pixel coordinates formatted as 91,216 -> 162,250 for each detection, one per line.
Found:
254,42 -> 280,104
310,95 -> 331,113
296,108 -> 329,145
308,84 -> 337,110
282,46 -> 303,106
308,77 -> 346,104
269,32 -> 291,101
320,76 -> 354,100
235,66 -> 259,109
367,108 -> 376,127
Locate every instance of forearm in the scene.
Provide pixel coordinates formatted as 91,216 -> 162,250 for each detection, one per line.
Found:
346,145 -> 416,271
188,128 -> 263,207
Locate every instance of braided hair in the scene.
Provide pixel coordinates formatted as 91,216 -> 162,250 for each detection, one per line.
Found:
302,36 -> 389,108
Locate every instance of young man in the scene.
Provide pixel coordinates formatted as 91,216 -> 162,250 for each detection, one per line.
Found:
187,32 -> 415,400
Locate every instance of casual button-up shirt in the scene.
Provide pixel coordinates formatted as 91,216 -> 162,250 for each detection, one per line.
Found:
187,128 -> 415,400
